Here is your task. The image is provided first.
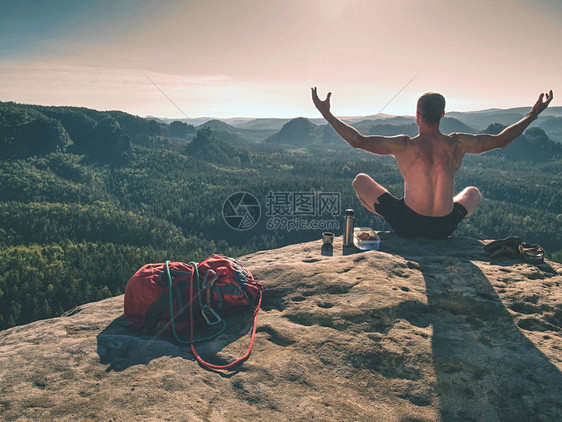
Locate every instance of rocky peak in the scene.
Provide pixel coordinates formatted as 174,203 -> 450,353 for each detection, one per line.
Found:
1,233 -> 560,420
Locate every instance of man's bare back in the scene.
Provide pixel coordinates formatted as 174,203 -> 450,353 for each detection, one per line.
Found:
394,132 -> 462,216
312,87 -> 554,238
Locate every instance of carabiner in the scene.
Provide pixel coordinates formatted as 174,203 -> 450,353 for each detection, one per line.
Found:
201,270 -> 218,289
201,305 -> 222,325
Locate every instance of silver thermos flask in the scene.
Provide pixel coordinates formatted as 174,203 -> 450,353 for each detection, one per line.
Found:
343,209 -> 354,247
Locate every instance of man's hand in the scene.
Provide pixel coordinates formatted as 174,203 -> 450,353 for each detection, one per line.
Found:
310,86 -> 409,155
531,90 -> 554,115
311,87 -> 332,118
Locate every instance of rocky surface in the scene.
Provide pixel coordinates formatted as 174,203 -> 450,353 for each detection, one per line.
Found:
1,233 -> 561,421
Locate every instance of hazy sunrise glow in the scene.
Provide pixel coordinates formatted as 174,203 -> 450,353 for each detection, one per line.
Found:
1,0 -> 560,118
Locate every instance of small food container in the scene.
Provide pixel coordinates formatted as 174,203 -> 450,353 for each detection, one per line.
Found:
353,227 -> 380,250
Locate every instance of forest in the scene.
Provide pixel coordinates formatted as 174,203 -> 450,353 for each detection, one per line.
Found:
1,101 -> 561,330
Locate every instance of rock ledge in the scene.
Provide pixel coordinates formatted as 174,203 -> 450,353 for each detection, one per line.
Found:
1,233 -> 561,421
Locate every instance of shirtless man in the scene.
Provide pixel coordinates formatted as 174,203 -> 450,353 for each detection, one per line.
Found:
312,88 -> 554,238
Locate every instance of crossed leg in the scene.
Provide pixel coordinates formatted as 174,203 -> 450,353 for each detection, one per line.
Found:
352,173 -> 389,216
453,186 -> 482,216
353,173 -> 482,217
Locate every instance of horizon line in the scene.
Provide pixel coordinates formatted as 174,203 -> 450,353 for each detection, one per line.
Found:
1,99 -> 557,121
147,105 -> 546,121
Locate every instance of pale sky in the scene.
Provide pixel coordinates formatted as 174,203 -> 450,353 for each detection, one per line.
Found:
1,0 -> 560,118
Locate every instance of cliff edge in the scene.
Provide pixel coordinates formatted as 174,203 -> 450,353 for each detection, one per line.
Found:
1,233 -> 561,421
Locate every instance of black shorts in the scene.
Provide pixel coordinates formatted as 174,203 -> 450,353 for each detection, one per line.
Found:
374,193 -> 467,239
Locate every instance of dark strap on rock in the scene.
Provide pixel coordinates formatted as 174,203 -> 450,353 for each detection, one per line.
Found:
190,287 -> 263,371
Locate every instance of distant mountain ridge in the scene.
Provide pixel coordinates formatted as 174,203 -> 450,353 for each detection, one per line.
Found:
151,107 -> 562,139
196,119 -> 274,145
265,116 -> 477,147
2,101 -> 560,161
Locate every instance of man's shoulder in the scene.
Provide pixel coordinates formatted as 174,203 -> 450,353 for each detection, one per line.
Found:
447,132 -> 463,141
438,133 -> 463,148
388,134 -> 411,142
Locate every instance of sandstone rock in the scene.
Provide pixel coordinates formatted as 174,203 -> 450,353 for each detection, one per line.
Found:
1,233 -> 561,421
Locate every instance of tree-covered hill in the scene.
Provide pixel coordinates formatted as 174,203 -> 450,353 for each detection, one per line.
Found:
0,105 -> 73,158
440,117 -> 475,134
482,124 -> 562,161
536,116 -> 562,142
186,127 -> 251,164
0,101 -> 199,155
264,117 -> 323,146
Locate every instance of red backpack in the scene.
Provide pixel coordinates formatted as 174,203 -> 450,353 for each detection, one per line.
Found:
124,254 -> 263,370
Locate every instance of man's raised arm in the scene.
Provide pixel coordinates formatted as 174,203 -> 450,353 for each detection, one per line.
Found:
452,90 -> 554,154
311,87 -> 408,156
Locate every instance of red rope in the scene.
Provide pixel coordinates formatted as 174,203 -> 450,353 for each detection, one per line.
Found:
189,263 -> 263,371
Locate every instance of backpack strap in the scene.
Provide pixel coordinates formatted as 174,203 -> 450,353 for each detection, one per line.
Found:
190,284 -> 263,371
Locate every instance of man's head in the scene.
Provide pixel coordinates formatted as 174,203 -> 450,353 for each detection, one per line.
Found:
416,92 -> 445,126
